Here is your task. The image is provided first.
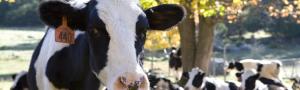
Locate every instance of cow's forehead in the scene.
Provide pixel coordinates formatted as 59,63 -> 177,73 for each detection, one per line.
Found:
96,0 -> 143,25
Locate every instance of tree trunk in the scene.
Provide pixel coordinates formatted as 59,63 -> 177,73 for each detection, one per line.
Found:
177,1 -> 196,85
178,3 -> 196,73
194,16 -> 215,73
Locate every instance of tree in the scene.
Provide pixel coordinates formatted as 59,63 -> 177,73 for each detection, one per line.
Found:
143,0 -> 300,85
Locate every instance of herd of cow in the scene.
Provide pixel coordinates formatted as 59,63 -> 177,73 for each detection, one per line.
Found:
5,0 -> 300,90
9,58 -> 300,90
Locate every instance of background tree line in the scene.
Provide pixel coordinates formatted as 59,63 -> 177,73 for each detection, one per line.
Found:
0,0 -> 41,27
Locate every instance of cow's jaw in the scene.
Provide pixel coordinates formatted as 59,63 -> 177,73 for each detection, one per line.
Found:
96,0 -> 149,89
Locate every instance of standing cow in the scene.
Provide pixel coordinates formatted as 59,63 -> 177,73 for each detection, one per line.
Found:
28,0 -> 186,90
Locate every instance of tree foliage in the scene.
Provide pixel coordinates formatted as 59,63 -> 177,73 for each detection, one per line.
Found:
0,0 -> 42,27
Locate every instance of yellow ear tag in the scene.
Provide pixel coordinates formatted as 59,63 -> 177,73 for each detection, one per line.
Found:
55,17 -> 75,44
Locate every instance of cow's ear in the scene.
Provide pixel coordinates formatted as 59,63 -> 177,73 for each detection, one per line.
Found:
228,61 -> 235,69
39,1 -> 88,30
145,4 -> 186,30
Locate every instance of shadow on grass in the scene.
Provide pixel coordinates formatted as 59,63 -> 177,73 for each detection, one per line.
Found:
0,43 -> 37,51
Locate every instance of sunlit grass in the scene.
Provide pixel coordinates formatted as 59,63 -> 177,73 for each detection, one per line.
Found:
0,28 -> 44,90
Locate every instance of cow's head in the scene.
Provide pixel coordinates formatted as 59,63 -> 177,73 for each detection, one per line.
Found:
184,67 -> 206,90
39,0 -> 186,89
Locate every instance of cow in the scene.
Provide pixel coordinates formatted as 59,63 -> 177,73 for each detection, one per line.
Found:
168,47 -> 182,80
147,70 -> 183,90
227,59 -> 282,80
27,0 -> 186,90
184,67 -> 238,90
290,75 -> 300,90
11,71 -> 28,90
240,69 -> 287,90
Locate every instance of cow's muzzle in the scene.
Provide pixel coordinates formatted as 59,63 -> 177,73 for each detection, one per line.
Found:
114,72 -> 149,90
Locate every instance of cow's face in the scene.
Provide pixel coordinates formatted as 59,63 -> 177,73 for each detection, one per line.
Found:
184,67 -> 206,90
39,0 -> 185,89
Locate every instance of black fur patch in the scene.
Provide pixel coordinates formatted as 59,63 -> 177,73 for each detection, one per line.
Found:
11,73 -> 28,90
205,81 -> 216,90
235,62 -> 244,71
235,72 -> 243,78
245,74 -> 260,90
259,77 -> 285,87
144,4 -> 186,30
192,72 -> 205,88
227,82 -> 238,90
228,62 -> 235,69
39,1 -> 89,30
276,63 -> 281,69
257,63 -> 263,72
183,72 -> 189,79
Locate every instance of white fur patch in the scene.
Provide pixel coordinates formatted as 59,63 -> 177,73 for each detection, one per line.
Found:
95,0 -> 148,89
34,28 -> 84,90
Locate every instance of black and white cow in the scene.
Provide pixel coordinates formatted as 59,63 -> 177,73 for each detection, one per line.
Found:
240,69 -> 287,90
184,67 -> 238,90
227,59 -> 282,80
169,47 -> 182,80
290,75 -> 300,90
28,0 -> 186,89
169,47 -> 182,71
147,72 -> 183,90
11,71 -> 28,90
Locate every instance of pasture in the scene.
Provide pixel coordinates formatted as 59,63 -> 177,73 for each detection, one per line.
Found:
0,28 -> 298,90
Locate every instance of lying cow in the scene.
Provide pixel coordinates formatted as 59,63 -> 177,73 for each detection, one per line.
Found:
184,67 -> 238,90
147,70 -> 183,90
227,59 -> 282,79
28,0 -> 186,89
240,69 -> 286,90
11,71 -> 28,90
290,75 -> 300,90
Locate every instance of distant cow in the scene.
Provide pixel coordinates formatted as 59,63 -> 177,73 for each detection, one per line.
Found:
169,47 -> 182,80
169,47 -> 182,71
11,71 -> 28,90
290,75 -> 300,90
184,67 -> 238,90
227,59 -> 282,79
28,0 -> 186,90
240,69 -> 286,90
147,70 -> 183,90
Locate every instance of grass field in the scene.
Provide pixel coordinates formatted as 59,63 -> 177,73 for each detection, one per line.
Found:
0,28 -> 297,90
